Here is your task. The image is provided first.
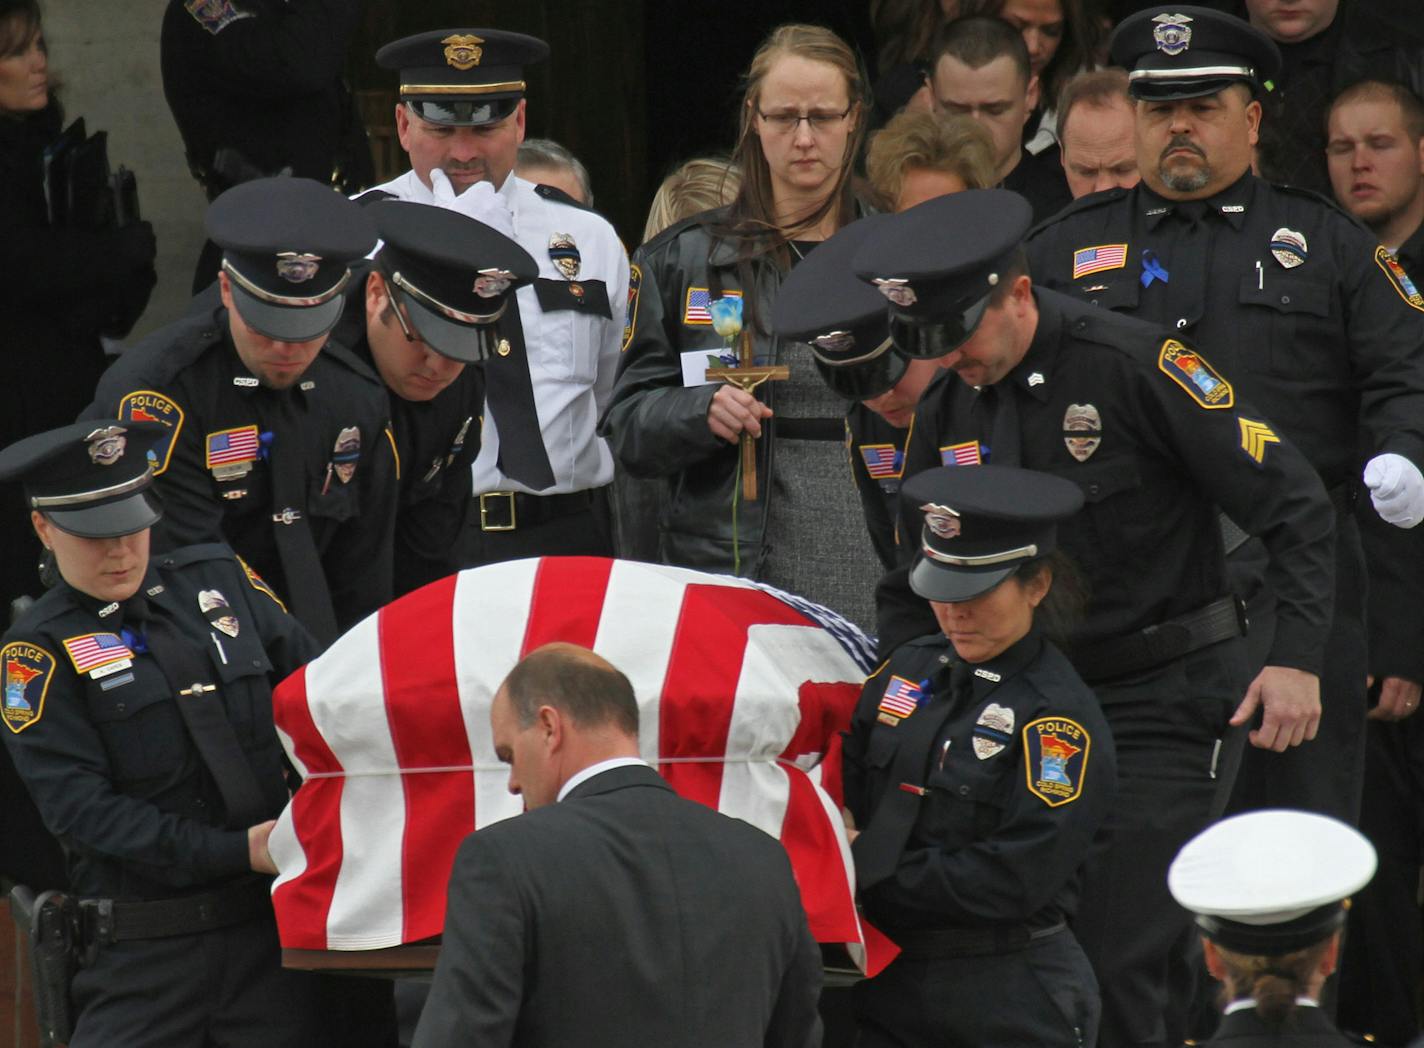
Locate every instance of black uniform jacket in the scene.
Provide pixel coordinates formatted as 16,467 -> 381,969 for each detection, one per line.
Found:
843,630 -> 1115,934
847,404 -> 908,572
85,306 -> 397,635
1,544 -> 318,900
1205,1003 -> 1356,1046
882,290 -> 1336,670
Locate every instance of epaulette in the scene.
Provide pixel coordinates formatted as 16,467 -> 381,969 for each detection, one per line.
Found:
1267,180 -> 1375,235
352,188 -> 398,208
1026,186 -> 1129,239
7,585 -> 81,633
320,335 -> 383,386
533,183 -> 593,211
101,309 -> 228,386
159,542 -> 241,570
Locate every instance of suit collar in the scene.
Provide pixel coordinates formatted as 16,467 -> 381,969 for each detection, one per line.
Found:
561,760 -> 666,803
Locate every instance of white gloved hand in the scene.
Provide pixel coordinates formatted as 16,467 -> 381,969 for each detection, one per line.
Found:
428,168 -> 515,238
1364,452 -> 1424,528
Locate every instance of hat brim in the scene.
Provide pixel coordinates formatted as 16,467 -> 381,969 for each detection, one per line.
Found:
45,490 -> 163,539
402,295 -> 492,363
404,96 -> 521,128
890,292 -> 992,360
1128,75 -> 1255,101
812,350 -> 908,401
229,281 -> 345,343
909,555 -> 1015,603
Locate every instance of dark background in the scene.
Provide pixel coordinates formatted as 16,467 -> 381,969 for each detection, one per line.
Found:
349,0 -> 876,247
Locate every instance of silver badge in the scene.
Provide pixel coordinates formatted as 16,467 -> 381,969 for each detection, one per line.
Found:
1270,227 -> 1308,269
812,331 -> 857,354
198,589 -> 240,638
473,268 -> 515,298
1064,403 -> 1102,463
1152,13 -> 1193,55
332,426 -> 361,485
275,252 -> 321,283
86,426 -> 127,466
548,232 -> 580,279
973,703 -> 1016,760
872,278 -> 917,308
920,502 -> 961,539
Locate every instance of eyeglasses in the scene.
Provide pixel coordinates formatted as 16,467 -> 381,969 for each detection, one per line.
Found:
756,105 -> 854,135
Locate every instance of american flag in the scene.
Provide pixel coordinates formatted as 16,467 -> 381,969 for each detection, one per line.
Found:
683,287 -> 740,326
269,557 -> 897,974
206,426 -> 260,467
62,633 -> 133,673
878,675 -> 923,718
940,441 -> 982,466
860,444 -> 902,480
1072,243 -> 1128,280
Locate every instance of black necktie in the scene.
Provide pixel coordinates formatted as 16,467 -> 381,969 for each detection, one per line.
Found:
127,594 -> 270,828
483,309 -> 556,491
266,393 -> 339,647
1165,202 -> 1210,333
985,382 -> 1021,467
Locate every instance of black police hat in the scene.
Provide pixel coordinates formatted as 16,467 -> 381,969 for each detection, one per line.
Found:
0,421 -> 167,538
901,465 -> 1083,603
207,177 -> 377,344
771,214 -> 906,400
377,29 -> 549,127
1109,7 -> 1281,102
853,189 -> 1032,360
372,201 -> 537,363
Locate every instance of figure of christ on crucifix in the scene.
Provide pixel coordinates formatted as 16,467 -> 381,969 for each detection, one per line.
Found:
706,329 -> 789,500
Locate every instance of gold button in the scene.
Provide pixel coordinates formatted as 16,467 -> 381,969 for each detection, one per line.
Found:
497,339 -> 511,357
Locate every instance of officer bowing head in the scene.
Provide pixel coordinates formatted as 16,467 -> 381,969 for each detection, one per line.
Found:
1110,7 -> 1280,201
854,188 -> 1036,388
0,421 -> 166,604
901,465 -> 1083,663
365,200 -> 537,401
208,177 -> 377,389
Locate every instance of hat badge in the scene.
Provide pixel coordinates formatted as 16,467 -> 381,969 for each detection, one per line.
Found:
86,426 -> 127,466
920,502 -> 961,539
473,268 -> 515,299
812,331 -> 857,354
442,34 -> 484,71
873,278 -> 917,308
1152,13 -> 1193,55
275,252 -> 322,283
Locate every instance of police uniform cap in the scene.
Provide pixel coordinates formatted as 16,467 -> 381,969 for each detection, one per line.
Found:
901,465 -> 1083,603
372,201 -> 537,363
377,28 -> 549,128
853,190 -> 1032,361
1109,7 -> 1281,102
0,421 -> 166,539
1168,810 -> 1377,955
207,177 -> 377,344
771,214 -> 905,400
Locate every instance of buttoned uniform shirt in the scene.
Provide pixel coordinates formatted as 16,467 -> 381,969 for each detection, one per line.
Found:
365,171 -> 629,497
85,307 -> 398,637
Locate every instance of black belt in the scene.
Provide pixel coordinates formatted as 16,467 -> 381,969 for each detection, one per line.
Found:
477,486 -> 604,532
1071,596 -> 1246,682
775,417 -> 844,442
80,877 -> 272,945
891,921 -> 1065,959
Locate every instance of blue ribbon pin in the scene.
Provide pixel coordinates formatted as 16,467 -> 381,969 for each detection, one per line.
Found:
1140,249 -> 1170,288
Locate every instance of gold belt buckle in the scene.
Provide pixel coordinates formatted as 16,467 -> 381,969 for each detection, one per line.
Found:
479,491 -> 517,532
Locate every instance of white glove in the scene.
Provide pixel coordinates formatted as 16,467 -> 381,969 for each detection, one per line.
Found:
428,168 -> 515,238
1364,452 -> 1424,528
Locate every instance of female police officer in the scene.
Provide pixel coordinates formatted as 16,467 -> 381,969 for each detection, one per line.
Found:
843,463 -> 1115,1046
0,419 -> 321,1046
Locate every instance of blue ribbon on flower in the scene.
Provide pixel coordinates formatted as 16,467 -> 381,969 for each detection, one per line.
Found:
1140,250 -> 1169,287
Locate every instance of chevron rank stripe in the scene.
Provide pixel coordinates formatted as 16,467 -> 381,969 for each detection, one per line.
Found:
1238,418 -> 1280,464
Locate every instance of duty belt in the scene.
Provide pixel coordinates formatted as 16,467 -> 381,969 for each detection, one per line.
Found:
80,876 -> 272,946
1070,595 -> 1246,682
478,486 -> 604,532
892,921 -> 1066,959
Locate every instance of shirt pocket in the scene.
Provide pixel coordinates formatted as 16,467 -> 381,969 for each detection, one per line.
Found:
1053,458 -> 1144,606
919,747 -> 1011,844
1073,274 -> 1141,313
87,676 -> 188,786
1236,272 -> 1334,376
531,278 -> 609,384
306,470 -> 360,526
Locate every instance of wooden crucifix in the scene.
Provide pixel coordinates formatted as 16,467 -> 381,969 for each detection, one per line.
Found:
705,329 -> 789,501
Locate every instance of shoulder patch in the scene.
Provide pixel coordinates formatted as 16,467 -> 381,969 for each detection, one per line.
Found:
118,390 -> 184,475
1023,716 -> 1090,807
1157,340 -> 1234,408
61,633 -> 135,676
1375,247 -> 1424,312
183,0 -> 253,34
237,556 -> 287,612
622,263 -> 642,352
2,642 -> 56,734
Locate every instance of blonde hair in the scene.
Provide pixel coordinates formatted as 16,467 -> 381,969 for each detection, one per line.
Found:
642,157 -> 742,243
866,110 -> 996,206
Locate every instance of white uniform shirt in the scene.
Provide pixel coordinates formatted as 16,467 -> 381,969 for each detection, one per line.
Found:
367,170 -> 630,495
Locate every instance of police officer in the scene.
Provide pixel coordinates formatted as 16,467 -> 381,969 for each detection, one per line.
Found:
844,465 -> 1114,1046
86,177 -> 396,650
856,188 -> 1336,1048
0,420 -> 322,1046
1169,810 -> 1377,1046
331,200 -> 537,595
1024,8 -> 1424,836
365,29 -> 629,564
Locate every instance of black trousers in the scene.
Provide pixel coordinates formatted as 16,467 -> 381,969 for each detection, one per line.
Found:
460,487 -> 615,566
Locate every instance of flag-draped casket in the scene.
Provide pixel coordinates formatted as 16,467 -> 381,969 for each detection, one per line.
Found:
268,557 -> 894,973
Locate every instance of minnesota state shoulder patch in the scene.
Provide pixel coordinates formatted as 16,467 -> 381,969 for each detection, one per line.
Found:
1375,247 -> 1424,312
1158,340 -> 1234,409
118,390 -> 184,475
2,642 -> 55,734
1023,716 -> 1091,807
622,263 -> 641,351
237,556 -> 286,612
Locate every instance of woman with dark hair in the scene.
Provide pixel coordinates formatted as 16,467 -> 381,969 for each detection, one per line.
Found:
603,24 -> 883,628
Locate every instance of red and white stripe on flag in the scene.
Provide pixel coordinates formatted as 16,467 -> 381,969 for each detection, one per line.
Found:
269,557 -> 897,975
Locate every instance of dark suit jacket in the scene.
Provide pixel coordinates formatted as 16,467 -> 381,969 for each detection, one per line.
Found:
413,764 -> 823,1048
1206,1004 -> 1356,1046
